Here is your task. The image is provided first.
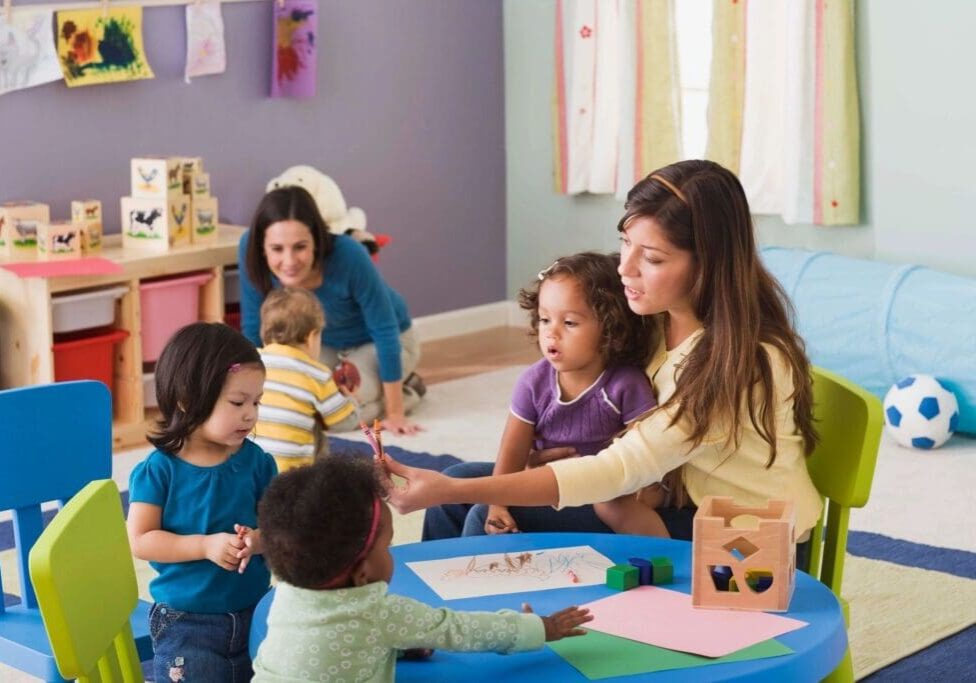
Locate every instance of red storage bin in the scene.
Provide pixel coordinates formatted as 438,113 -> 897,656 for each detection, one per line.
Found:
52,327 -> 129,393
225,304 -> 241,331
140,271 -> 213,362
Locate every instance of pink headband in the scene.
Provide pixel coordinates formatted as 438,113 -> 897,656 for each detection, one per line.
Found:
322,496 -> 383,588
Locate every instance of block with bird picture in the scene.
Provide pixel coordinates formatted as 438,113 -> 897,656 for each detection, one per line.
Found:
131,157 -> 184,199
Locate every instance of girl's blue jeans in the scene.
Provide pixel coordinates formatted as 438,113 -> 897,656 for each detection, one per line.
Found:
149,602 -> 254,683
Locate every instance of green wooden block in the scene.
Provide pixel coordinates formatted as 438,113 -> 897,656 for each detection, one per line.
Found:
650,556 -> 673,585
606,564 -> 639,591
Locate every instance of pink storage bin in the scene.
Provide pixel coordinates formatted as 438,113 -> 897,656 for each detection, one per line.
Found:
139,271 -> 213,362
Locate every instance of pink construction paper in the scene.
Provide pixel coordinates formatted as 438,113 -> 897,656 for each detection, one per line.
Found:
581,586 -> 808,658
0,258 -> 122,278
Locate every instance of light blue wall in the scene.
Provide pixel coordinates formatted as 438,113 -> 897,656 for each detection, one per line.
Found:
504,0 -> 976,296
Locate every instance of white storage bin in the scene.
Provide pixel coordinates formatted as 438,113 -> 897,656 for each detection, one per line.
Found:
143,371 -> 157,408
224,266 -> 241,305
52,286 -> 129,334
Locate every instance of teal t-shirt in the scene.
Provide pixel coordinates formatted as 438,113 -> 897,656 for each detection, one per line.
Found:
128,439 -> 277,613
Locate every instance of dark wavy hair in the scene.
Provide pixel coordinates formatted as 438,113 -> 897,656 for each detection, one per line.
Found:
618,160 -> 817,463
518,251 -> 654,368
244,186 -> 335,296
148,322 -> 263,454
259,455 -> 385,588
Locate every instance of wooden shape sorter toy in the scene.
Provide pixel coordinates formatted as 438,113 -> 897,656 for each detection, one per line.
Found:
691,496 -> 796,612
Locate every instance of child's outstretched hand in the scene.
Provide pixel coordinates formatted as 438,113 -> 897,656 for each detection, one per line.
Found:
234,524 -> 263,574
204,532 -> 246,571
522,603 -> 592,642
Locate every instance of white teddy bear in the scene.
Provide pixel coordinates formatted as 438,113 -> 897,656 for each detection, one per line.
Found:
266,165 -> 388,259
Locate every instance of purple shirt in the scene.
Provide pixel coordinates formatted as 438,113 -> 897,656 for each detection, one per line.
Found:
510,359 -> 657,455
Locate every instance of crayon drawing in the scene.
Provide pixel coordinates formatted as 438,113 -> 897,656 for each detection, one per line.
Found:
406,545 -> 614,600
271,0 -> 316,98
0,8 -> 63,96
185,1 -> 225,82
56,6 -> 153,87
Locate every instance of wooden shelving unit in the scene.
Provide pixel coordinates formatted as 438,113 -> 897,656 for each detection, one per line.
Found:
0,224 -> 245,450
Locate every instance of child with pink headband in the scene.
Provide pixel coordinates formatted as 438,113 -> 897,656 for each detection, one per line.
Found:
252,456 -> 592,682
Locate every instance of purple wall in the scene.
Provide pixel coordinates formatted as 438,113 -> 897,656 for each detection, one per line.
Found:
0,0 -> 505,316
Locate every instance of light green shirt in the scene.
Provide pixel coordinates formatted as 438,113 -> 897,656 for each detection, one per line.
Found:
252,581 -> 545,683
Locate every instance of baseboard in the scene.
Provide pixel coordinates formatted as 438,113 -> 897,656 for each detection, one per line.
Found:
413,300 -> 524,341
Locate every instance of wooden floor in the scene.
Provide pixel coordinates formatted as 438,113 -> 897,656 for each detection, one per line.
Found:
414,326 -> 540,385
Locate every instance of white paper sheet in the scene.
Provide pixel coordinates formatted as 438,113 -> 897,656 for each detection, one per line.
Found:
406,545 -> 615,600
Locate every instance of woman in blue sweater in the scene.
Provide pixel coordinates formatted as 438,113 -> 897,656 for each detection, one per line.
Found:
239,186 -> 424,435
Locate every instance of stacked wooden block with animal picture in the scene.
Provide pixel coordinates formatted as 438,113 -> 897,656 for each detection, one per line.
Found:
123,157 -> 191,251
180,156 -> 219,246
71,199 -> 104,254
0,201 -> 48,260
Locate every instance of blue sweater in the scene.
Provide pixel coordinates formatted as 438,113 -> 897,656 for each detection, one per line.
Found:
239,233 -> 412,382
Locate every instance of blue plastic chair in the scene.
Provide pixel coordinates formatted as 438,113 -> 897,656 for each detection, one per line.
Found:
0,381 -> 152,681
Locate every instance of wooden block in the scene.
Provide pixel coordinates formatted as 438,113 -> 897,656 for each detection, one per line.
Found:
121,195 -> 191,252
80,221 -> 103,254
37,221 -> 83,260
179,156 -> 205,193
628,557 -> 652,585
191,196 -> 218,245
606,564 -> 639,591
71,199 -> 102,224
0,201 -> 49,260
650,556 -> 673,585
691,496 -> 796,612
190,172 -> 211,198
171,195 -> 191,246
131,157 -> 183,199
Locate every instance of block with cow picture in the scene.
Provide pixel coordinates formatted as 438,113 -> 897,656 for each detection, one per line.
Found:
190,196 -> 218,245
0,201 -> 50,260
131,157 -> 184,200
37,221 -> 83,260
121,195 -> 192,251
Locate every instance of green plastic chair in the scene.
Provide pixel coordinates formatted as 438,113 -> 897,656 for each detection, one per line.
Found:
28,479 -> 143,682
805,366 -> 883,683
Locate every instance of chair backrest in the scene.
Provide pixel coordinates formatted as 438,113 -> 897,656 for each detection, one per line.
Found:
29,479 -> 143,682
805,366 -> 883,596
0,381 -> 112,611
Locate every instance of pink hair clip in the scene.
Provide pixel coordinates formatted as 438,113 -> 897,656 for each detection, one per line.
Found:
228,363 -> 242,373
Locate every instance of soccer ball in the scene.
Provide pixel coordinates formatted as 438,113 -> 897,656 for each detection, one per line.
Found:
883,374 -> 960,449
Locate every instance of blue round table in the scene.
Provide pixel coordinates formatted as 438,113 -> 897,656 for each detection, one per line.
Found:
250,533 -> 847,682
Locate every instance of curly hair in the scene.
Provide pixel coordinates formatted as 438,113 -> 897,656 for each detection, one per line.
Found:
258,455 -> 386,589
148,322 -> 263,454
518,251 -> 654,368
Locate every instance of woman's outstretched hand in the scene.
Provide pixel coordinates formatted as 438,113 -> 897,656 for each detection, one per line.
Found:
381,454 -> 450,514
382,413 -> 424,436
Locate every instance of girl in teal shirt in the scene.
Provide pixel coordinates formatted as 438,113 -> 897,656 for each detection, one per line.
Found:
127,322 -> 278,683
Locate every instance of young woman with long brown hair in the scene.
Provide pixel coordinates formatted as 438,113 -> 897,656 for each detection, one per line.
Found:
385,160 -> 823,548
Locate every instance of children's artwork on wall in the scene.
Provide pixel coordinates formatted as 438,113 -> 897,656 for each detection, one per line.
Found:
0,8 -> 63,97
405,545 -> 614,600
271,0 -> 316,98
56,6 -> 154,87
185,1 -> 226,83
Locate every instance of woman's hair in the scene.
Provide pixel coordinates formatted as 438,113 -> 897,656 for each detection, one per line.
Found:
618,160 -> 817,462
259,455 -> 385,589
148,322 -> 263,454
259,286 -> 326,346
518,251 -> 654,368
244,186 -> 335,296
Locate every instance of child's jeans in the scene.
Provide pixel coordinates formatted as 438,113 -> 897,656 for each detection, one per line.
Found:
150,602 -> 254,682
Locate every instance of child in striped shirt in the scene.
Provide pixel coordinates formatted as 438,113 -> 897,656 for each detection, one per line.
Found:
254,287 -> 359,472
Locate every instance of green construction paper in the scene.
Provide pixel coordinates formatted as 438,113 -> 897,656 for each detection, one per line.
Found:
548,629 -> 794,680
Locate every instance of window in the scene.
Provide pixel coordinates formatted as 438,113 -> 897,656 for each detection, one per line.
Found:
675,0 -> 713,160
